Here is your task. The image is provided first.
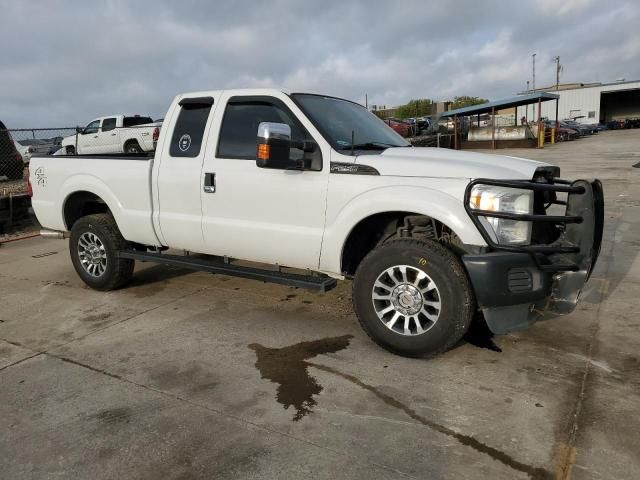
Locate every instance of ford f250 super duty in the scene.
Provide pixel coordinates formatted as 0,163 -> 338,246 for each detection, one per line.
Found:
30,89 -> 603,357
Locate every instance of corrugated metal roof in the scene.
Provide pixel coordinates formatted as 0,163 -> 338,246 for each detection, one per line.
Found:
440,92 -> 559,117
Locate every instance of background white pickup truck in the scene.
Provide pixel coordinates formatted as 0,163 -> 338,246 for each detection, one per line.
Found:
61,115 -> 161,155
30,88 -> 603,357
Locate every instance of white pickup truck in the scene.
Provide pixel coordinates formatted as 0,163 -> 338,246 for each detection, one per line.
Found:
61,115 -> 161,155
30,89 -> 603,357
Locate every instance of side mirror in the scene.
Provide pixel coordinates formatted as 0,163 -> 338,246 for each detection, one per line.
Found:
256,122 -> 295,169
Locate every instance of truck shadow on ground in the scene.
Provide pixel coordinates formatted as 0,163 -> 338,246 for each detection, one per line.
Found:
127,264 -> 193,296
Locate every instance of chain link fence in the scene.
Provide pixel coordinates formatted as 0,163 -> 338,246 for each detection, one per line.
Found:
1,122 -> 162,198
1,127 -> 77,198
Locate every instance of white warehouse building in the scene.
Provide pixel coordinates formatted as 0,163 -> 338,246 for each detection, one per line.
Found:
517,80 -> 640,125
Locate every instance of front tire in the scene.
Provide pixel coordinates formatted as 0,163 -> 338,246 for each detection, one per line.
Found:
352,238 -> 474,358
69,214 -> 134,291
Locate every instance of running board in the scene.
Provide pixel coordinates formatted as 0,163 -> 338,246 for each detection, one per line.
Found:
118,250 -> 337,292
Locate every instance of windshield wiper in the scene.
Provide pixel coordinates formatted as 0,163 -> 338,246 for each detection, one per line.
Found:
338,142 -> 400,150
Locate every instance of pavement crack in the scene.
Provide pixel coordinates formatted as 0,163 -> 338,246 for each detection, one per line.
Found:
308,362 -> 552,480
554,203 -> 622,480
0,352 -> 43,372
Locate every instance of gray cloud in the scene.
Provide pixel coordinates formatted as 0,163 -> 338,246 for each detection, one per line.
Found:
1,0 -> 638,127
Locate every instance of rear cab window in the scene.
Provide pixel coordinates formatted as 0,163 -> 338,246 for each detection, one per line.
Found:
102,118 -> 117,132
169,97 -> 214,158
123,116 -> 153,127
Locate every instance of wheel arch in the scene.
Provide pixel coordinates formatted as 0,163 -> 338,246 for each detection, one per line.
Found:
63,190 -> 112,230
319,185 -> 487,276
123,138 -> 141,150
340,211 -> 467,277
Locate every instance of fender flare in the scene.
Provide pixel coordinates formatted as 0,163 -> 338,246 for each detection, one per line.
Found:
319,185 -> 487,274
60,174 -> 126,231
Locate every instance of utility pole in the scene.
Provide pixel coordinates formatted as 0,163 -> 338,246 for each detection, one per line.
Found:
553,56 -> 562,90
526,81 -> 530,121
365,93 -> 368,109
532,53 -> 537,119
532,53 -> 536,91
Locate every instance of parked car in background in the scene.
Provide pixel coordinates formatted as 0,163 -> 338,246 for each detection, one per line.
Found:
560,120 -> 591,136
0,121 -> 25,180
543,121 -> 579,142
61,115 -> 161,155
15,139 -> 52,162
384,118 -> 411,137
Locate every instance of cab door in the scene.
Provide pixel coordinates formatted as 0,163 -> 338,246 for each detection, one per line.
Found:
199,93 -> 329,270
79,119 -> 101,154
94,117 -> 118,154
155,96 -> 218,252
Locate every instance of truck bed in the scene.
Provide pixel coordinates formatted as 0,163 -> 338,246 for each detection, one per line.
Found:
29,153 -> 160,246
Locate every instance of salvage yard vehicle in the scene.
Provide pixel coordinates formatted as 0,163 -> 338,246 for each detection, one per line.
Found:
61,115 -> 161,155
0,121 -> 25,180
30,89 -> 604,357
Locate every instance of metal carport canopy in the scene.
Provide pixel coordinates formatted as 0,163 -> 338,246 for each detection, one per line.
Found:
439,92 -> 560,117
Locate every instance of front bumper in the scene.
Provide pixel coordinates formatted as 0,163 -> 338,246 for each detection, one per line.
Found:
462,178 -> 604,334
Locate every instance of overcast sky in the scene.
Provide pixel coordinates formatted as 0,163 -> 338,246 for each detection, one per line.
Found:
1,0 -> 639,127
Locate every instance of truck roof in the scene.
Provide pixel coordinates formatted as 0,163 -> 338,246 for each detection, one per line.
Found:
177,88 -> 290,99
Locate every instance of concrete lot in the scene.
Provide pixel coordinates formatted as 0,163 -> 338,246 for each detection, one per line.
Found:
1,130 -> 639,479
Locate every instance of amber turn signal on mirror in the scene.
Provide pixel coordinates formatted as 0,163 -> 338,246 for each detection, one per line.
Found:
257,143 -> 270,161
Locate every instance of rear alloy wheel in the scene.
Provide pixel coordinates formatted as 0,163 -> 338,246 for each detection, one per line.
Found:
352,238 -> 474,357
70,213 -> 134,290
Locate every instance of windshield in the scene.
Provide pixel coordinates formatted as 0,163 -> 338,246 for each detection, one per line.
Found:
291,94 -> 410,151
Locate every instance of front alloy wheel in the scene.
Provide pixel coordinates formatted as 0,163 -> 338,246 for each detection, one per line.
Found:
372,265 -> 441,336
352,238 -> 474,357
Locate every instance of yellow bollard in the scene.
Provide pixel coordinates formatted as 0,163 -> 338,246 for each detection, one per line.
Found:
538,125 -> 545,148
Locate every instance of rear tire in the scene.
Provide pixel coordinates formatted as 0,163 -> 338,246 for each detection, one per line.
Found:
66,146 -> 76,155
352,238 -> 474,358
125,141 -> 143,153
69,214 -> 134,291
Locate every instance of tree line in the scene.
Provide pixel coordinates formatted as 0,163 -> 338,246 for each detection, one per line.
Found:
390,96 -> 489,119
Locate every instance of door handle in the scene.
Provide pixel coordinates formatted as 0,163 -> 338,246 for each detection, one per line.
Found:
203,172 -> 216,193
111,133 -> 116,136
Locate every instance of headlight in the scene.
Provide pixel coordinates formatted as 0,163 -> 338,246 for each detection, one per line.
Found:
469,185 -> 533,245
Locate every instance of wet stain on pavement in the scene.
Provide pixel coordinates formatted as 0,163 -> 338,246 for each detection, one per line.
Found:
308,362 -> 553,480
82,312 -> 112,323
248,335 -> 353,421
91,407 -> 132,425
250,334 -> 550,478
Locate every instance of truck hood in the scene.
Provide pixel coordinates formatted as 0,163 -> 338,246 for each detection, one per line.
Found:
356,147 -> 550,180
